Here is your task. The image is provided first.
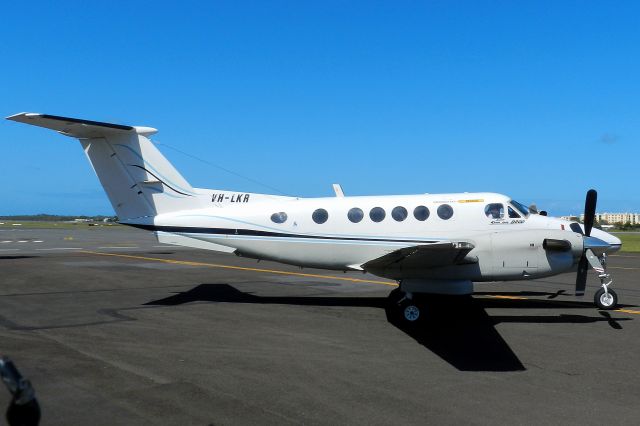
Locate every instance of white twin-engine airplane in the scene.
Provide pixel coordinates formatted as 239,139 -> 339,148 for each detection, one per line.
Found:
8,113 -> 624,323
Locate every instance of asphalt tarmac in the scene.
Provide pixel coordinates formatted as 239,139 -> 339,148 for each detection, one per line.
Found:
1,226 -> 639,425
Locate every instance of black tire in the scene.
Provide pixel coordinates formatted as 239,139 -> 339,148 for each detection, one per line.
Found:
401,300 -> 422,323
594,287 -> 618,310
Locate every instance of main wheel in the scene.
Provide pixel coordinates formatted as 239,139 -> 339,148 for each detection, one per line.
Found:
594,287 -> 618,310
401,301 -> 421,323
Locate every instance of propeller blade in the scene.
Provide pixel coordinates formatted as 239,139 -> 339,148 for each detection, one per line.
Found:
583,189 -> 597,236
575,255 -> 588,296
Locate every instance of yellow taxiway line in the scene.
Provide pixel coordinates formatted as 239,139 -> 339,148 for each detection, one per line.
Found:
80,250 -> 398,286
485,295 -> 529,300
80,250 -> 640,315
615,308 -> 640,315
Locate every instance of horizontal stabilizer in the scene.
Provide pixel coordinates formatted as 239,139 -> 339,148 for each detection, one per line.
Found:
6,113 -> 156,138
6,111 -> 201,220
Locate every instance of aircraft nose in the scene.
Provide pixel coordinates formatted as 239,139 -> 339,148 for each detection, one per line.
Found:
589,228 -> 622,253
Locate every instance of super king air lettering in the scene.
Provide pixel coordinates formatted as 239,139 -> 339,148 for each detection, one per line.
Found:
211,193 -> 251,203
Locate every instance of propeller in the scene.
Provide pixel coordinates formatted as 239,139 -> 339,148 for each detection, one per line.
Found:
583,189 -> 597,236
575,189 -> 598,296
576,255 -> 589,295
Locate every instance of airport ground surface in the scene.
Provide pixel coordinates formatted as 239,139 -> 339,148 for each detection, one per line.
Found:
1,227 -> 639,425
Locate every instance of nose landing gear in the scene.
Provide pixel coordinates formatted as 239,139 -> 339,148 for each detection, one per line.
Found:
586,252 -> 619,310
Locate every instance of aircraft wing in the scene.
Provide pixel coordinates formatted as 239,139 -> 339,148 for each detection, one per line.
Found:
362,242 -> 476,273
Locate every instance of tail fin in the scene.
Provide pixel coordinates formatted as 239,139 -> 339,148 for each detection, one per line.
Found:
7,113 -> 203,221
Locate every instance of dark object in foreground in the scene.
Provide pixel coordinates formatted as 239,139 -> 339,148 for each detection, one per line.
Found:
0,357 -> 40,426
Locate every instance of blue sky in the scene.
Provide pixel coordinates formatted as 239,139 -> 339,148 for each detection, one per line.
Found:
1,1 -> 639,216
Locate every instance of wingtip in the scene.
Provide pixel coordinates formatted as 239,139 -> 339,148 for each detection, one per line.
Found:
6,112 -> 41,121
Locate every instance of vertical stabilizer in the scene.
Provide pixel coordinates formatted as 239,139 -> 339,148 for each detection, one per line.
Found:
6,113 -> 204,221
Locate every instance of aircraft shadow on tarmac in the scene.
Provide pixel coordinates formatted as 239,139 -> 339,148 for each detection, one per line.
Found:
0,256 -> 40,260
145,284 -> 632,372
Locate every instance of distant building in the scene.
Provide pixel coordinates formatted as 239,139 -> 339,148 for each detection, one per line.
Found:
577,212 -> 640,225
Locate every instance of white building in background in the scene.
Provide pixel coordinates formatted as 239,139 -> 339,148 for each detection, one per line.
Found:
574,212 -> 640,225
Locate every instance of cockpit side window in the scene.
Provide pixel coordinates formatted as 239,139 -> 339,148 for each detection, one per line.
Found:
510,200 -> 530,217
508,206 -> 521,218
485,203 -> 504,219
570,222 -> 584,234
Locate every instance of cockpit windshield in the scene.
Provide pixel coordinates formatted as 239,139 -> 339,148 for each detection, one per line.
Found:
509,200 -> 529,217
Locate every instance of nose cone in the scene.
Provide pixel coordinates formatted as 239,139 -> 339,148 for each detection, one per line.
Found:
589,228 -> 622,253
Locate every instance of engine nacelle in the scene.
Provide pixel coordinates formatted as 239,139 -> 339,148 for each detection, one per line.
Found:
483,229 -> 583,281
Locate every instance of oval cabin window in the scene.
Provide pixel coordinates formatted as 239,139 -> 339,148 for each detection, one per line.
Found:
348,208 -> 364,223
312,208 -> 329,224
270,212 -> 288,224
437,204 -> 454,220
369,207 -> 386,223
413,206 -> 430,221
392,206 -> 408,222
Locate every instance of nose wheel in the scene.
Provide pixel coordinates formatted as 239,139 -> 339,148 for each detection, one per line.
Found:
595,286 -> 618,310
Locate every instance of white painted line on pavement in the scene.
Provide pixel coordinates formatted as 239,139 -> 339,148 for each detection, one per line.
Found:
36,248 -> 84,251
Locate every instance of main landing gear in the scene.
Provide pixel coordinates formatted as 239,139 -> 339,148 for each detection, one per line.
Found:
387,288 -> 424,324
